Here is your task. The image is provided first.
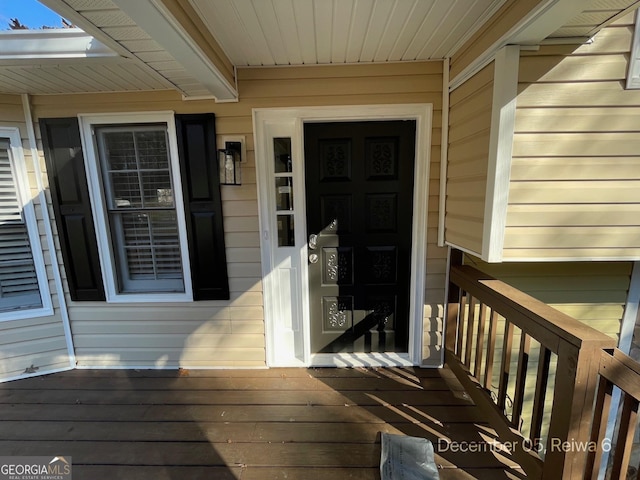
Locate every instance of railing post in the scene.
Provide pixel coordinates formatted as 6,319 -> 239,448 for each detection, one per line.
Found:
543,341 -> 611,479
445,248 -> 463,351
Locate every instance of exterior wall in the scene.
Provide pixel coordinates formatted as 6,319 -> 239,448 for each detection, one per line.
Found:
0,94 -> 71,381
507,13 -> 640,260
445,62 -> 494,256
30,62 -> 448,367
466,257 -> 632,341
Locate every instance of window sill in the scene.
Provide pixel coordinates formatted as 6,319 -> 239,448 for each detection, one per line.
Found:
104,292 -> 194,304
0,306 -> 55,323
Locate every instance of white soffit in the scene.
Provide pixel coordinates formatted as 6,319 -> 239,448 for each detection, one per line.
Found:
109,0 -> 237,101
547,0 -> 640,39
190,0 -> 508,66
39,0 -> 234,99
0,28 -> 170,95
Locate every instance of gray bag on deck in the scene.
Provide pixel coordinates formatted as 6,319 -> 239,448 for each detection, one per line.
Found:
380,432 -> 440,480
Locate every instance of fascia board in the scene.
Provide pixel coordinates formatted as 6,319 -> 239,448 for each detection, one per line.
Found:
111,0 -> 238,101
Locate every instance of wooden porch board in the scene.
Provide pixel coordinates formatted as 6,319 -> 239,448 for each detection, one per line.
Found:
0,367 -> 525,479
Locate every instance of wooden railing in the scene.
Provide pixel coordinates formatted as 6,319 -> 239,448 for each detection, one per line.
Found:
585,348 -> 640,479
446,265 -> 617,479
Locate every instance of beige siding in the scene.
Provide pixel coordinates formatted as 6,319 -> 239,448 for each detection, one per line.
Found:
504,15 -> 640,260
30,62 -> 448,367
445,62 -> 494,255
0,94 -> 71,381
466,257 -> 632,340
508,14 -> 640,260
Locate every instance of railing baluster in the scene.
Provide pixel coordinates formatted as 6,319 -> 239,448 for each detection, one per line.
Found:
464,295 -> 477,368
530,345 -> 551,442
512,331 -> 531,429
610,394 -> 639,479
585,375 -> 613,480
456,290 -> 467,358
498,319 -> 514,412
474,302 -> 487,379
483,309 -> 498,391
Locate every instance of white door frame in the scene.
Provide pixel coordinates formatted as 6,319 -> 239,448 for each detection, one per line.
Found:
253,104 -> 432,367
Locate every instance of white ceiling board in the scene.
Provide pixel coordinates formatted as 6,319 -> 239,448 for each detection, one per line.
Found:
372,0 -> 417,62
252,0 -> 290,65
313,0 -> 333,64
193,0 -> 509,66
294,0 -> 320,65
272,0 -> 305,65
359,0 -> 395,62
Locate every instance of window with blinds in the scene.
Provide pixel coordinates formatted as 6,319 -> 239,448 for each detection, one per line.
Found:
95,125 -> 185,293
0,140 -> 43,313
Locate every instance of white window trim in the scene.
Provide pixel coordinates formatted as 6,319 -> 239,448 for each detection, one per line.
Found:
0,126 -> 53,321
628,10 -> 640,89
78,112 -> 193,303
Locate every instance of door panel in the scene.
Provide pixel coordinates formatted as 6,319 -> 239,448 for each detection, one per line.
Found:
304,121 -> 416,354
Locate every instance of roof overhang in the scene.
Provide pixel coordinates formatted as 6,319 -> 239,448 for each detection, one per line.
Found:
110,0 -> 237,101
38,0 -> 237,101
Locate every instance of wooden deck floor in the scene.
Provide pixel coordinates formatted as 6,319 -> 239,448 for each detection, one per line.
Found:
0,366 -> 524,479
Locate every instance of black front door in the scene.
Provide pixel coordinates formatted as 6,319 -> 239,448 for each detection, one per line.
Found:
304,120 -> 416,354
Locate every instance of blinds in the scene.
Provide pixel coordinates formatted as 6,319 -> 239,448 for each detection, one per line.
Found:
97,126 -> 184,293
0,141 -> 42,311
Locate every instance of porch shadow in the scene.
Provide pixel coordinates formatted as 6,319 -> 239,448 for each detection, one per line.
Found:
307,366 -> 527,479
0,366 -> 527,480
0,369 -> 241,480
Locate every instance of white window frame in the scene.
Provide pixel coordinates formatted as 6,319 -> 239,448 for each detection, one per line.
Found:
78,112 -> 193,303
628,10 -> 640,89
0,127 -> 53,321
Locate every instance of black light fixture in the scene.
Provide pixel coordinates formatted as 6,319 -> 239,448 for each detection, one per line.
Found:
218,141 -> 242,185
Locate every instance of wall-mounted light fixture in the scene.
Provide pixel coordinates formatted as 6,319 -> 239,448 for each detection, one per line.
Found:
218,141 -> 242,185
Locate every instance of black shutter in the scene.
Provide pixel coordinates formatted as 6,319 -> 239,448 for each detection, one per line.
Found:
175,114 -> 230,300
40,118 -> 105,301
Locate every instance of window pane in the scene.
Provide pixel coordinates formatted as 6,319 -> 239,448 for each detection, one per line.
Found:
274,137 -> 292,173
155,246 -> 183,278
135,130 -> 169,169
277,214 -> 295,247
115,211 -> 183,291
110,171 -> 141,208
141,171 -> 173,207
102,132 -> 136,170
150,211 -> 180,246
275,177 -> 293,211
97,125 -> 184,294
122,212 -> 152,247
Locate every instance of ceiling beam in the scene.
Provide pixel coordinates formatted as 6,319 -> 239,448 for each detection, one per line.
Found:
111,0 -> 238,101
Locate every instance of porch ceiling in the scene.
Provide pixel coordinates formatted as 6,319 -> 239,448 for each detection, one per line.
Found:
190,0 -> 507,66
0,0 -> 637,100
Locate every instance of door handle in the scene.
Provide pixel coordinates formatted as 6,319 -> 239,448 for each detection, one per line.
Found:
309,253 -> 319,264
309,234 -> 318,250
